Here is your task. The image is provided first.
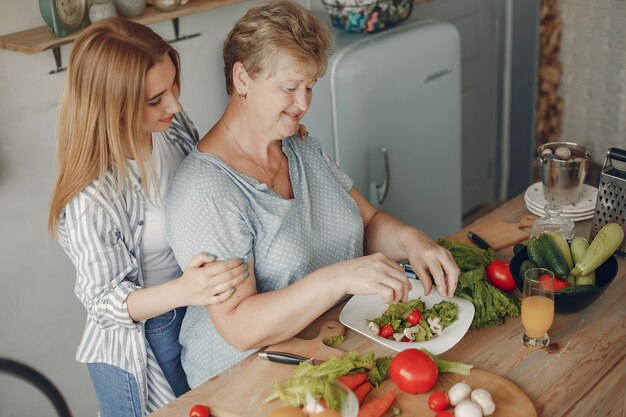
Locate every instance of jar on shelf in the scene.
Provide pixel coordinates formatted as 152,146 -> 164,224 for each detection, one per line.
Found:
89,0 -> 117,23
114,0 -> 145,17
152,0 -> 189,12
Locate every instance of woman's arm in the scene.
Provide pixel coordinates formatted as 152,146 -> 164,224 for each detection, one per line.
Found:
349,187 -> 460,298
126,254 -> 248,322
62,193 -> 248,327
61,195 -> 142,330
206,253 -> 410,351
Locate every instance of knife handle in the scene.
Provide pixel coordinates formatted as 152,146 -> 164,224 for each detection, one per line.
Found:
258,351 -> 308,365
467,231 -> 492,250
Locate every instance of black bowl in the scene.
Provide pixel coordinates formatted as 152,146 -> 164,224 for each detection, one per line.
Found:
509,247 -> 618,313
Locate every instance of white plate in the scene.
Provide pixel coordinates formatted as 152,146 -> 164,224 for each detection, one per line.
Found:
525,202 -> 595,222
524,196 -> 594,216
524,182 -> 597,213
339,281 -> 475,355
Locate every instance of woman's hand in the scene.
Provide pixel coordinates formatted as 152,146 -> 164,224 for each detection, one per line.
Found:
333,253 -> 412,304
175,253 -> 249,306
297,124 -> 309,140
405,235 -> 459,298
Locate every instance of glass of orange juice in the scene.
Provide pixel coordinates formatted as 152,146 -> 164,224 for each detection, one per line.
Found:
521,268 -> 555,348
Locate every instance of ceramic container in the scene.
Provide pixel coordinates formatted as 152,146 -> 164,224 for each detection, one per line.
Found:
114,0 -> 145,17
89,0 -> 117,22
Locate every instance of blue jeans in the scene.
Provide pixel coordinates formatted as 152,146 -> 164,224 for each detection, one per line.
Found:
144,306 -> 190,397
87,362 -> 142,417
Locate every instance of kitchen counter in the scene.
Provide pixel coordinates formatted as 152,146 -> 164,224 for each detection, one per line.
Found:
149,195 -> 626,417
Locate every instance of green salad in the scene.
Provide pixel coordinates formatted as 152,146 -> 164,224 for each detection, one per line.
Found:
369,299 -> 458,342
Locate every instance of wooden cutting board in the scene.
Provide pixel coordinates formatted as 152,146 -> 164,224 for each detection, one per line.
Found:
373,368 -> 537,417
201,319 -> 536,417
446,215 -> 537,250
206,321 -> 347,417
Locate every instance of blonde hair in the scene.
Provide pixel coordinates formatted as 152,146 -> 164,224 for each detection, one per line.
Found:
48,17 -> 180,235
223,0 -> 332,94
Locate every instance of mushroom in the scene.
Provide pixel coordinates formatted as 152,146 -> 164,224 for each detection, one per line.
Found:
427,317 -> 441,326
555,146 -> 571,160
454,399 -> 483,417
470,389 -> 495,416
367,322 -> 380,335
428,317 -> 443,334
541,148 -> 553,156
430,323 -> 443,335
403,328 -> 416,341
448,381 -> 472,406
392,332 -> 404,342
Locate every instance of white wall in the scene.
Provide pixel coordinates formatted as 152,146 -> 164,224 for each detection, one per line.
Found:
0,1 -> 314,415
558,0 -> 626,163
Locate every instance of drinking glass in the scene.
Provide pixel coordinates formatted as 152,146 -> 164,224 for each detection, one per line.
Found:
521,268 -> 555,348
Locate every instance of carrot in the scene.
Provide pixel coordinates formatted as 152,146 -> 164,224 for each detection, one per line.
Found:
357,390 -> 396,417
336,372 -> 368,391
353,381 -> 373,405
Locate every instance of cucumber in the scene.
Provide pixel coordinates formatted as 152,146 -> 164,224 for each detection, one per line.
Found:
557,285 -> 597,296
518,259 -> 538,279
527,237 -> 548,269
546,231 -> 574,270
538,234 -> 570,279
571,223 -> 625,277
570,237 -> 595,286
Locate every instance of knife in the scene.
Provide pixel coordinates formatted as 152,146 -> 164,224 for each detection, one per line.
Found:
467,231 -> 492,250
258,351 -> 325,366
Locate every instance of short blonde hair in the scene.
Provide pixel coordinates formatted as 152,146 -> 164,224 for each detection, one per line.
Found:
49,17 -> 180,234
223,0 -> 332,94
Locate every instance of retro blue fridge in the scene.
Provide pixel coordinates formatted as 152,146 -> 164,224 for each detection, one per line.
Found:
304,19 -> 463,239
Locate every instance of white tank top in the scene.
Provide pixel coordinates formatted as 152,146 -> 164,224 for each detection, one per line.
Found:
131,133 -> 185,288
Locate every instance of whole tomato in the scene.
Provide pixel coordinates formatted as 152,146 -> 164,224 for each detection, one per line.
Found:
539,274 -> 569,291
189,404 -> 210,417
428,391 -> 450,411
486,259 -> 516,293
389,349 -> 438,394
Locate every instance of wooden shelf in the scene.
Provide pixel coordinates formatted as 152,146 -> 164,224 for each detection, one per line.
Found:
0,0 -> 245,55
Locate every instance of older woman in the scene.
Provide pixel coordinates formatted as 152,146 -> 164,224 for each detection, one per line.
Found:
167,0 -> 460,387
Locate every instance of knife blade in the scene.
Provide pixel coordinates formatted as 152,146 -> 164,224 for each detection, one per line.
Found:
258,351 -> 325,366
467,231 -> 492,250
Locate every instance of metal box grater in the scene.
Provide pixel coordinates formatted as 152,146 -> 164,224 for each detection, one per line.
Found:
590,147 -> 626,257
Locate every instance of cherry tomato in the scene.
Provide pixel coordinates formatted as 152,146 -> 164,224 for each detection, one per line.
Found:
539,274 -> 569,291
405,309 -> 422,325
428,391 -> 450,411
486,259 -> 516,293
435,411 -> 454,417
400,336 -> 410,342
389,348 -> 438,394
379,323 -> 394,339
189,404 -> 210,417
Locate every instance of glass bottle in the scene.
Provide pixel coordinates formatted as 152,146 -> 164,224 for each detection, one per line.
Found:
531,203 -> 575,239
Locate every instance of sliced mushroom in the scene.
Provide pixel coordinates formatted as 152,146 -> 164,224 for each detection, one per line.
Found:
367,322 -> 380,335
403,328 -> 416,341
392,332 -> 404,342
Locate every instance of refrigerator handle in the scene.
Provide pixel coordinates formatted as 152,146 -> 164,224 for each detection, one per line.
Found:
375,148 -> 390,204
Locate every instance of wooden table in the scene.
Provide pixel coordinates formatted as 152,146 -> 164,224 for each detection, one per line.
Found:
150,195 -> 626,417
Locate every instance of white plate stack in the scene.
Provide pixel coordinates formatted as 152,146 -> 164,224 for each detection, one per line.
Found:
524,182 -> 597,222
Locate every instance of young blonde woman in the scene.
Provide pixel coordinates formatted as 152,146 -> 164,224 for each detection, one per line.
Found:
47,18 -> 252,416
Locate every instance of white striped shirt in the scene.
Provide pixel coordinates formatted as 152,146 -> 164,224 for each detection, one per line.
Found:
56,111 -> 199,415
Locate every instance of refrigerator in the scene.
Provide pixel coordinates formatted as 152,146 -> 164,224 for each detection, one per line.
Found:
304,18 -> 462,239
